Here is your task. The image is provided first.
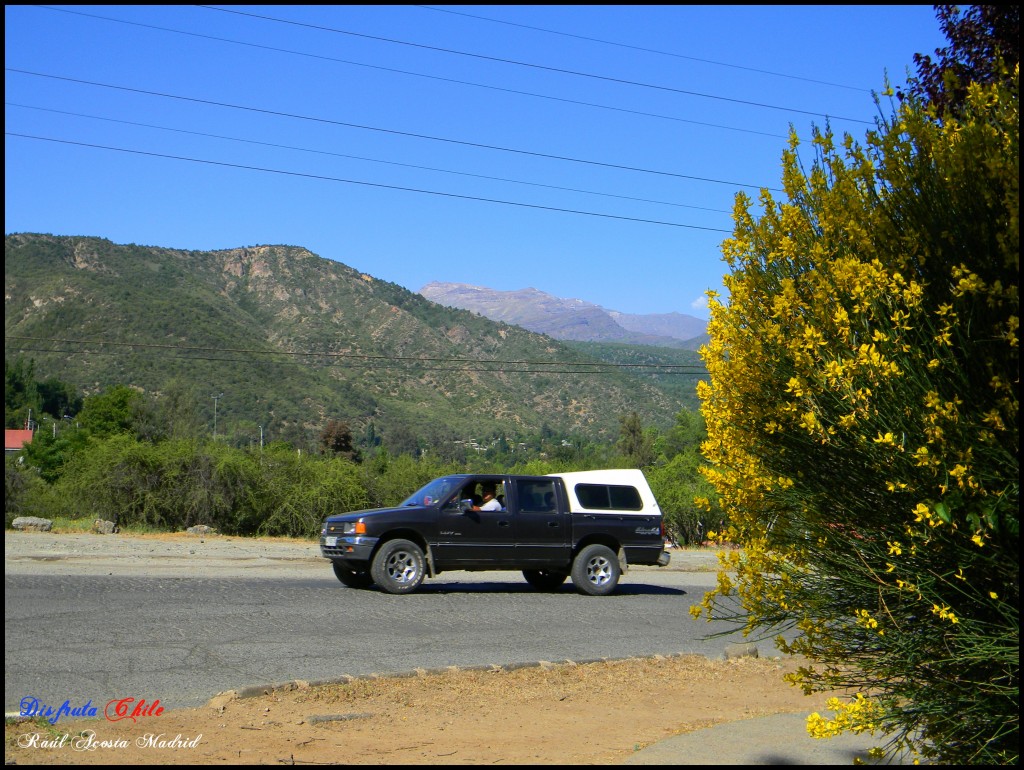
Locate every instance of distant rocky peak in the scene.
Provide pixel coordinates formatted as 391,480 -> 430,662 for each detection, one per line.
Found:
419,282 -> 706,347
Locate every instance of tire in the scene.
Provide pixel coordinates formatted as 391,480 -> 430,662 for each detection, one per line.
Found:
370,539 -> 426,595
570,544 -> 621,596
332,562 -> 374,589
522,569 -> 568,591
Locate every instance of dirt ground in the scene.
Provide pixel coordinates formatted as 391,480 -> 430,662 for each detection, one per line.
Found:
5,530 -> 842,765
6,653 -> 842,766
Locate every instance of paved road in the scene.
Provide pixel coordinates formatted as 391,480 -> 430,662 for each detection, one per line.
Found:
5,535 -> 758,713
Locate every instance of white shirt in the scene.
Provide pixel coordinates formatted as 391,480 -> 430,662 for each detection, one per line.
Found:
479,497 -> 502,511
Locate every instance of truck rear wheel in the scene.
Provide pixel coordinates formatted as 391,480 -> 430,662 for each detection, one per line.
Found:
522,569 -> 568,591
371,539 -> 426,594
571,544 -> 620,596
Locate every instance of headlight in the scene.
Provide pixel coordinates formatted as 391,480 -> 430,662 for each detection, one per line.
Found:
343,521 -> 367,535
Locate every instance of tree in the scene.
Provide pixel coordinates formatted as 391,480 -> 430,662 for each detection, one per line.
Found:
319,419 -> 360,462
155,379 -> 203,441
898,5 -> 1019,117
361,420 -> 381,453
384,422 -> 421,458
648,409 -> 720,544
617,412 -> 656,468
5,356 -> 40,429
654,408 -> 706,460
18,420 -> 90,484
37,376 -> 82,421
76,385 -> 147,439
647,451 -> 720,546
694,71 -> 1018,763
5,357 -> 83,429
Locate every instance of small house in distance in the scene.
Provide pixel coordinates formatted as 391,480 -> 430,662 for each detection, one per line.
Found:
5,429 -> 34,456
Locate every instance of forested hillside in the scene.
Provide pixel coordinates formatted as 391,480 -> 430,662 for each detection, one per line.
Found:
563,341 -> 706,411
5,234 -> 695,452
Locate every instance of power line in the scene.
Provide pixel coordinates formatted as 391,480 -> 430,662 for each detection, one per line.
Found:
33,5 -> 788,140
200,5 -> 873,125
7,336 -> 709,375
6,69 -> 780,193
12,348 -> 707,375
6,335 -> 707,368
5,102 -> 734,215
6,132 -> 735,232
414,5 -> 871,94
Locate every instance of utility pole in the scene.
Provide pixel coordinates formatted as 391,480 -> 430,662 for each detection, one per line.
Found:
211,393 -> 224,439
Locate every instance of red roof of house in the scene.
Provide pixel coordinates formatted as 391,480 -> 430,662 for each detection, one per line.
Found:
5,429 -> 34,451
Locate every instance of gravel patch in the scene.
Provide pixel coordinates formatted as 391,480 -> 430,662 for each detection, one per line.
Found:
3,531 -> 325,577
4,530 -> 721,578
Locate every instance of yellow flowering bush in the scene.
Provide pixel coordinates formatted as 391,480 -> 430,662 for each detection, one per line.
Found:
695,70 -> 1018,764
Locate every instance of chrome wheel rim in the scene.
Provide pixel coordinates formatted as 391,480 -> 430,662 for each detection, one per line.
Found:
385,550 -> 418,583
586,555 -> 614,586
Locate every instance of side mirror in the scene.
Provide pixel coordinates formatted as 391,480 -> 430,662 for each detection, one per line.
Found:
458,498 -> 474,513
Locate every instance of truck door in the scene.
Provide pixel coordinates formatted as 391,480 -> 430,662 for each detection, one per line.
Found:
433,479 -> 516,566
512,478 -> 569,565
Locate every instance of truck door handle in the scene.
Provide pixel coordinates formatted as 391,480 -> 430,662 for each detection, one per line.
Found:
547,521 -> 559,527
498,520 -> 511,527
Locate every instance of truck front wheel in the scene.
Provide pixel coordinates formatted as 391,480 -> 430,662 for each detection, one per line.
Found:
332,562 -> 374,589
371,539 -> 426,594
571,544 -> 621,596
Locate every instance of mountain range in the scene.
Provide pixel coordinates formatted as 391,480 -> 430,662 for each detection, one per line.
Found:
419,282 -> 708,349
5,234 -> 704,451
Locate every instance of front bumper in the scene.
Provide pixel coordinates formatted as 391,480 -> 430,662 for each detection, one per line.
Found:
319,535 -> 378,562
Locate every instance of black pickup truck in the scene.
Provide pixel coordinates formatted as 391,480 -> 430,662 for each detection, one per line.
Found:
320,469 -> 670,595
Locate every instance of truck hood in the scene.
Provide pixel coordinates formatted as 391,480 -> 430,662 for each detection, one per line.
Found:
324,505 -> 425,523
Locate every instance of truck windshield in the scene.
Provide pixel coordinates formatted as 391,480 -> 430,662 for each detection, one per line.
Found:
400,477 -> 463,508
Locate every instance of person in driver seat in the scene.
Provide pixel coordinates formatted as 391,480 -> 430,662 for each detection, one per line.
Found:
476,482 -> 502,511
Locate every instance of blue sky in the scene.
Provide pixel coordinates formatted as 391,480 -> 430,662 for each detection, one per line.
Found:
5,5 -> 948,319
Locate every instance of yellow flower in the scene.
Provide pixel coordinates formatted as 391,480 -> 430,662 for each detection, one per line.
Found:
800,411 -> 820,433
873,432 -> 902,449
855,609 -> 879,630
806,693 -> 882,739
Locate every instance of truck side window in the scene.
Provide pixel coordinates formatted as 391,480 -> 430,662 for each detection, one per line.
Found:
575,484 -> 643,511
517,480 -> 557,513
